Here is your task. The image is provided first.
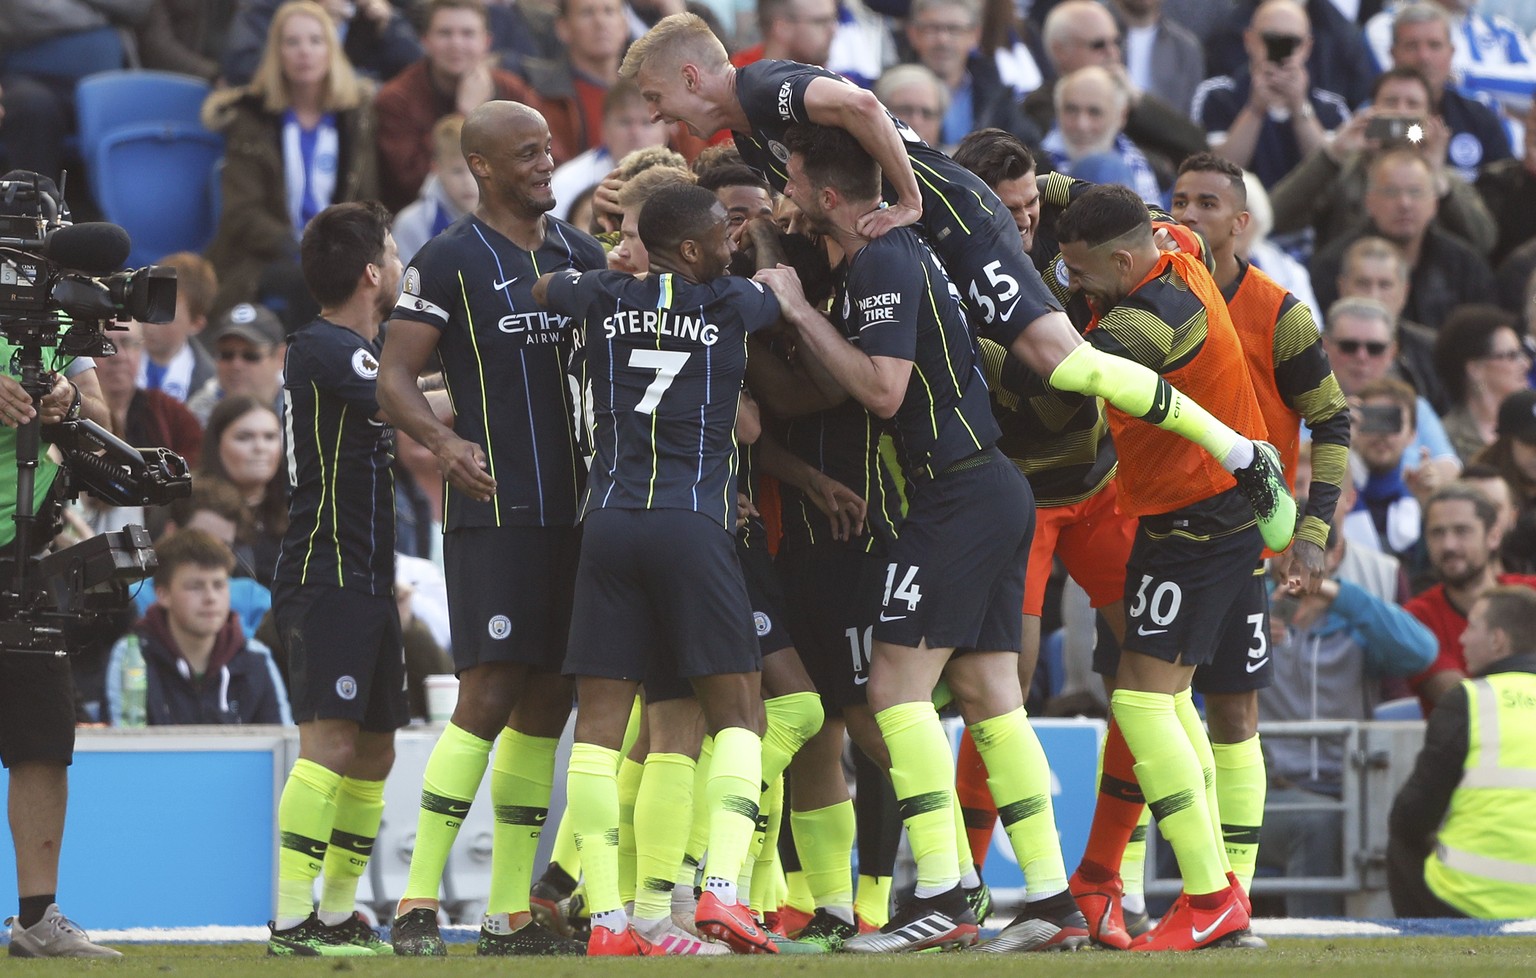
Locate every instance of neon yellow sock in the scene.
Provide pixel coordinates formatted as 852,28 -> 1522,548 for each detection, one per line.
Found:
1047,343 -> 1241,465
1174,688 -> 1232,876
785,870 -> 814,914
567,742 -> 623,916
404,722 -> 492,901
632,752 -> 695,921
1212,734 -> 1266,890
970,708 -> 1068,897
277,758 -> 341,924
703,726 -> 763,889
319,776 -> 385,918
679,736 -> 713,888
617,756 -> 644,906
855,874 -> 892,928
486,728 -> 556,915
791,800 -> 855,911
1112,689 -> 1226,896
1123,809 -> 1151,901
547,809 -> 580,880
762,692 -> 824,785
953,785 -> 976,881
875,701 -> 960,895
749,777 -> 785,912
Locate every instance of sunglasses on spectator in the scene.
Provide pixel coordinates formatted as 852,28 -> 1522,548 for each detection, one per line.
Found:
1085,35 -> 1121,50
1331,339 -> 1389,356
218,349 -> 268,363
891,104 -> 942,120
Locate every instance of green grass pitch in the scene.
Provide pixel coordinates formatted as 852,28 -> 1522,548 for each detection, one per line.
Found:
15,938 -> 1536,976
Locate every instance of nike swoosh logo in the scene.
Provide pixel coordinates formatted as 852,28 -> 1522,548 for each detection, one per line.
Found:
854,675 -> 869,686
1192,904 -> 1236,944
494,277 -> 519,291
879,612 -> 907,622
1246,657 -> 1270,673
1136,625 -> 1167,636
998,295 -> 1021,322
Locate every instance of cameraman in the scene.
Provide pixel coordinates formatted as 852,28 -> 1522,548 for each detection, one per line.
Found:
1,318 -> 114,956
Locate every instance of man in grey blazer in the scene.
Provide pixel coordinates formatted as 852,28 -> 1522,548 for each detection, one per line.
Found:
1112,0 -> 1205,116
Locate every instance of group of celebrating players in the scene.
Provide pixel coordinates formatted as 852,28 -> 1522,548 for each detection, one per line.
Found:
262,8 -> 1348,959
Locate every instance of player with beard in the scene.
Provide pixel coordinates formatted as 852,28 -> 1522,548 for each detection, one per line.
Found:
378,100 -> 603,957
620,14 -> 1297,555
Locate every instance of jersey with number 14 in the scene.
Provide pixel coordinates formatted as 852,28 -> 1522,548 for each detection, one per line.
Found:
544,270 -> 781,530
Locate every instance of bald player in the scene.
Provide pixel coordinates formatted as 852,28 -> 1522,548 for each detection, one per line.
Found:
378,100 -> 605,957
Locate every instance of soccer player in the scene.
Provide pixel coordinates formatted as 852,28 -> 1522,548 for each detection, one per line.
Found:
1168,151 -> 1349,900
377,101 -> 603,956
533,183 -> 784,956
620,13 -> 1297,553
754,123 -> 1082,954
1047,184 -> 1266,951
267,201 -> 412,957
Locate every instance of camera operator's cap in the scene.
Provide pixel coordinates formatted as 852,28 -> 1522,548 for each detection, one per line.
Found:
1497,389 -> 1536,444
210,302 -> 284,347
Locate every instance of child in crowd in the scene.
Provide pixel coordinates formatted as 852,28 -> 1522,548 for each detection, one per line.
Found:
391,114 -> 479,263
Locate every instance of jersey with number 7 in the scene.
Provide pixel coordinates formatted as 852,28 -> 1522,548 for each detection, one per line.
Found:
543,269 -> 781,530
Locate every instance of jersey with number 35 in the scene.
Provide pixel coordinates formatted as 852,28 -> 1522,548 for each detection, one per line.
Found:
543,270 -> 781,530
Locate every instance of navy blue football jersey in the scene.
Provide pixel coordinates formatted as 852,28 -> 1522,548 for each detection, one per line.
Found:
834,229 -> 999,488
275,319 -> 394,594
544,270 -> 781,530
391,214 -> 606,529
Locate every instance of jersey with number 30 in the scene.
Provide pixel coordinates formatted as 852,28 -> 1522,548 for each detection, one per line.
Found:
543,270 -> 781,530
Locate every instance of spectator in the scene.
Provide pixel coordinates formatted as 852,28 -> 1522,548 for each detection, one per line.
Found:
731,0 -> 840,68
1405,482 -> 1536,713
374,0 -> 555,210
1258,483 -> 1435,917
1461,462 -> 1520,565
1040,65 -> 1166,205
976,0 -> 1047,101
1110,0 -> 1205,116
1366,0 -> 1536,115
1474,389 -> 1536,573
0,1 -> 142,182
1346,376 -> 1437,561
139,252 -> 218,404
512,0 -> 628,159
223,0 -> 421,85
197,396 -> 289,587
1192,0 -> 1349,189
485,0 -> 562,65
1311,149 -> 1496,330
134,0 -> 225,80
1475,100 -> 1536,269
105,529 -> 291,726
150,477 -> 275,636
1335,236 -> 1449,413
1233,169 -> 1318,314
1434,304 -> 1532,463
1027,0 -> 1207,170
1269,66 -> 1497,261
904,0 -> 1040,149
202,0 -> 378,316
549,80 -> 669,221
1388,585 -> 1536,919
187,303 -> 288,426
1194,0 -> 1376,110
1380,2 -> 1512,183
873,63 -> 950,149
1322,295 -> 1462,484
96,318 -> 203,467
392,114 -> 480,262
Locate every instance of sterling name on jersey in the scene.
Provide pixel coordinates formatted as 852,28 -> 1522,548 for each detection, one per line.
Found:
734,60 -> 1008,253
392,213 -> 606,529
835,230 -> 998,488
275,320 -> 394,594
544,270 -> 780,530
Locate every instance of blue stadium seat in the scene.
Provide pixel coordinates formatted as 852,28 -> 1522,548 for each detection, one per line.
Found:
1373,697 -> 1424,721
75,70 -> 213,180
93,123 -> 223,266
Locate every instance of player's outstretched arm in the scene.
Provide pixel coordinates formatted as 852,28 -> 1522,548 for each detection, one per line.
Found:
801,77 -> 921,238
755,264 -> 911,419
379,318 -> 497,502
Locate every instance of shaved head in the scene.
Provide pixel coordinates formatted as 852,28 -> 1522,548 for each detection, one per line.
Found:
462,100 -> 547,160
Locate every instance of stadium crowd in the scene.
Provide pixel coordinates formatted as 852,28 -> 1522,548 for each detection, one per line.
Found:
2,0 -> 1536,959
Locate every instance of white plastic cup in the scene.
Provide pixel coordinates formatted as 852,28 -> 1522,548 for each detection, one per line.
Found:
424,674 -> 459,723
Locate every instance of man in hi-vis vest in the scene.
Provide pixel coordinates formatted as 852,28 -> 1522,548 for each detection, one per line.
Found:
1388,584 -> 1536,918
